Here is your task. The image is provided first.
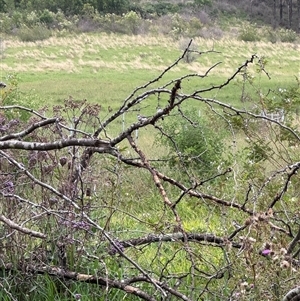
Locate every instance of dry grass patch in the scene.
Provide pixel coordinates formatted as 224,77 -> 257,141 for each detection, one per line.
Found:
2,33 -> 298,76
1,33 -> 178,74
1,32 -> 298,107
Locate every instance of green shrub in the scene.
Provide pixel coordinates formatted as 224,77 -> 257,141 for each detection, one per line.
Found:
187,17 -> 203,37
92,11 -> 146,35
1,74 -> 37,120
159,110 -> 226,178
0,13 -> 14,33
11,11 -> 23,27
239,23 -> 260,42
18,24 -> 51,42
194,0 -> 212,7
0,38 -> 4,56
39,9 -> 55,26
82,3 -> 96,17
95,13 -> 126,34
266,28 -> 278,43
102,0 -> 130,15
122,11 -> 142,35
278,28 -> 298,43
170,13 -> 187,38
143,2 -> 180,16
170,14 -> 208,39
25,10 -> 40,26
265,28 -> 298,43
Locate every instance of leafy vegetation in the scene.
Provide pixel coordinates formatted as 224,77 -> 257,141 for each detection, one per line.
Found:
158,109 -> 227,178
0,0 -> 299,41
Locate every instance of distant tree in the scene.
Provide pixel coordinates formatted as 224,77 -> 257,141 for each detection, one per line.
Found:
9,0 -> 129,15
58,0 -> 84,15
1,0 -> 20,11
103,0 -> 129,14
298,0 -> 300,32
280,0 -> 284,25
0,0 -> 7,12
288,0 -> 293,28
193,0 -> 212,7
14,0 -> 21,8
273,0 -> 277,28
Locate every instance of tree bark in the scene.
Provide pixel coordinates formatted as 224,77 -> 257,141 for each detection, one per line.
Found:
298,0 -> 300,32
273,0 -> 277,29
288,0 -> 293,28
280,0 -> 284,25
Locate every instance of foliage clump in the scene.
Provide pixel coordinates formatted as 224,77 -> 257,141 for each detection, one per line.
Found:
159,109 -> 226,178
18,24 -> 52,42
239,23 -> 261,42
278,28 -> 298,43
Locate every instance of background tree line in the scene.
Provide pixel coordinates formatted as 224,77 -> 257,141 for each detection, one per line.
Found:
0,0 -> 300,32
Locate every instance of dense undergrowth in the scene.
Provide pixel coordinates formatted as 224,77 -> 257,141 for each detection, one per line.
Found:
0,0 -> 299,43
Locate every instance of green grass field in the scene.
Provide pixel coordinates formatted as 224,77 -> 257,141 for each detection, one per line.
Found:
1,33 -> 299,111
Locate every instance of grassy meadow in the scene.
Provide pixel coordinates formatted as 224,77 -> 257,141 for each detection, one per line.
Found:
1,32 -> 300,300
1,33 -> 299,111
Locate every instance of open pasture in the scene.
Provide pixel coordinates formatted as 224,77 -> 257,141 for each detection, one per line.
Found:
1,33 -> 299,111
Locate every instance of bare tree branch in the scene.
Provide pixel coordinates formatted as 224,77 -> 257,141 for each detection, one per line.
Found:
282,286 -> 300,301
0,105 -> 48,119
287,226 -> 300,255
0,138 -> 114,151
115,232 -> 242,251
2,263 -> 158,301
0,215 -> 46,239
0,118 -> 59,141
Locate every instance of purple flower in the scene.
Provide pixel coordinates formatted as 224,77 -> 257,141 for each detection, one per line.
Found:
0,125 -> 8,132
0,119 -> 19,133
61,220 -> 72,228
2,181 -> 14,194
72,221 -> 90,231
109,240 -> 124,255
261,249 -> 271,256
8,119 -> 19,127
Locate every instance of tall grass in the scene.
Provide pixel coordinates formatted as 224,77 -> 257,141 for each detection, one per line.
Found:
1,33 -> 298,110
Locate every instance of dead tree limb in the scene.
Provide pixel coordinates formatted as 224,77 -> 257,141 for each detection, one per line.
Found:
0,215 -> 46,239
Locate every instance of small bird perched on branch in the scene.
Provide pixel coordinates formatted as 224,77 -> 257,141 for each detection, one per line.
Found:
169,80 -> 181,106
0,82 -> 6,88
137,114 -> 148,123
